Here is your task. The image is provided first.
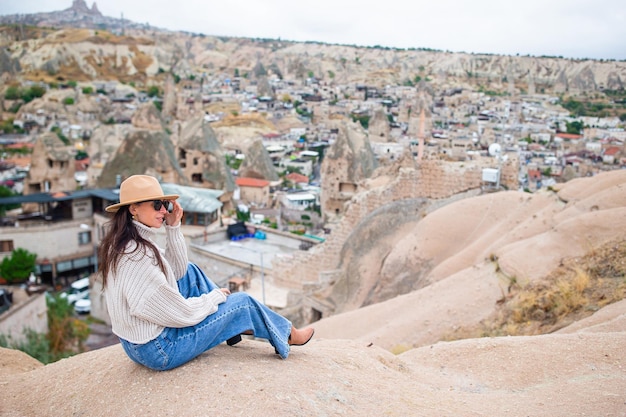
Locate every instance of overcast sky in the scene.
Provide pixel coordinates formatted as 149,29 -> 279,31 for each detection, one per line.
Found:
2,0 -> 625,60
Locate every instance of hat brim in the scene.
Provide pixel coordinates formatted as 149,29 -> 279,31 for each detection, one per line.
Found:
105,194 -> 179,213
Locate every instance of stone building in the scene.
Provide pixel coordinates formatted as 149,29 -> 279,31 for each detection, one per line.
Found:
235,177 -> 271,207
24,132 -> 77,195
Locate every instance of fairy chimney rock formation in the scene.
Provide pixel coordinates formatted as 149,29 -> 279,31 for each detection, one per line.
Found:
238,139 -> 280,182
320,120 -> 378,219
368,107 -> 391,143
97,106 -> 186,188
131,102 -> 166,131
176,115 -> 235,191
162,73 -> 177,119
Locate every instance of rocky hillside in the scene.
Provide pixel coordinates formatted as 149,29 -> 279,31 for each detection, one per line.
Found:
0,19 -> 624,95
314,169 -> 626,350
0,0 -> 155,33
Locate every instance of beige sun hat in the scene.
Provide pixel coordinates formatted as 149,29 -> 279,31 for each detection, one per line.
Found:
105,175 -> 179,213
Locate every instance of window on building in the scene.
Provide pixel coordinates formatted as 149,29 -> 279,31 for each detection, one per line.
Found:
78,231 -> 92,246
0,240 -> 14,253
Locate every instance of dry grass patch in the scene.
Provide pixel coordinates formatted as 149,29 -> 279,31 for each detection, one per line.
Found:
0,25 -> 56,42
129,45 -> 154,74
204,102 -> 241,115
450,239 -> 626,340
41,28 -> 154,46
212,113 -> 275,130
390,344 -> 413,355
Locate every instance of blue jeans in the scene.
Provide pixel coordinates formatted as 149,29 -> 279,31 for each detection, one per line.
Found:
119,263 -> 292,370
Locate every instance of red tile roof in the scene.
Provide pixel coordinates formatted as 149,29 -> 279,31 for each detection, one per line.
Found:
555,133 -> 582,140
285,172 -> 309,183
235,177 -> 270,188
6,143 -> 34,150
262,132 -> 281,139
528,169 -> 542,180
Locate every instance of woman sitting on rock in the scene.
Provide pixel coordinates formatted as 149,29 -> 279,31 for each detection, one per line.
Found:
99,175 -> 314,371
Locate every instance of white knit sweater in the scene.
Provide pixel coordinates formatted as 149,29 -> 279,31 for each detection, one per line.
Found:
104,221 -> 227,344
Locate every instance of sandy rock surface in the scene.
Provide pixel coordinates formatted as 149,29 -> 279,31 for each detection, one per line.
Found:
2,324 -> 625,416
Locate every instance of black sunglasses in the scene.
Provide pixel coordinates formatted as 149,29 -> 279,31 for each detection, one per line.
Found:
148,200 -> 173,212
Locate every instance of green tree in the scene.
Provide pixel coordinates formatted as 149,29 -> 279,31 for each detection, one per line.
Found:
565,120 -> 584,134
0,118 -> 16,134
351,114 -> 371,129
147,85 -> 160,98
0,248 -> 37,283
0,185 -> 20,216
235,207 -> 250,222
51,126 -> 69,145
47,293 -> 90,358
0,329 -> 52,364
1,294 -> 91,363
27,85 -> 46,100
4,85 -> 20,100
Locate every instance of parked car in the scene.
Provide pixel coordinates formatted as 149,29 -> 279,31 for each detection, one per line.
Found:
74,297 -> 91,314
61,277 -> 90,304
0,289 -> 12,314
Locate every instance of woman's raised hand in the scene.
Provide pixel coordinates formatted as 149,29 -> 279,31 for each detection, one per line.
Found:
164,200 -> 184,226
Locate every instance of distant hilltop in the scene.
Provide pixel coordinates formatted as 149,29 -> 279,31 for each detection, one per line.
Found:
65,0 -> 101,16
0,0 -> 624,94
0,0 -> 159,32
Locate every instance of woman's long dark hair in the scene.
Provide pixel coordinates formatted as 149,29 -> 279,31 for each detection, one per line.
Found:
98,206 -> 166,287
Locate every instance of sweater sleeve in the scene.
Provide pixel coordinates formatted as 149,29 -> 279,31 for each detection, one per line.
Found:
133,282 -> 227,328
122,254 -> 227,329
163,223 -> 189,279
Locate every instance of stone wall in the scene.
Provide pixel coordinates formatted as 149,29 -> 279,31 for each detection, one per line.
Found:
0,291 -> 48,345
